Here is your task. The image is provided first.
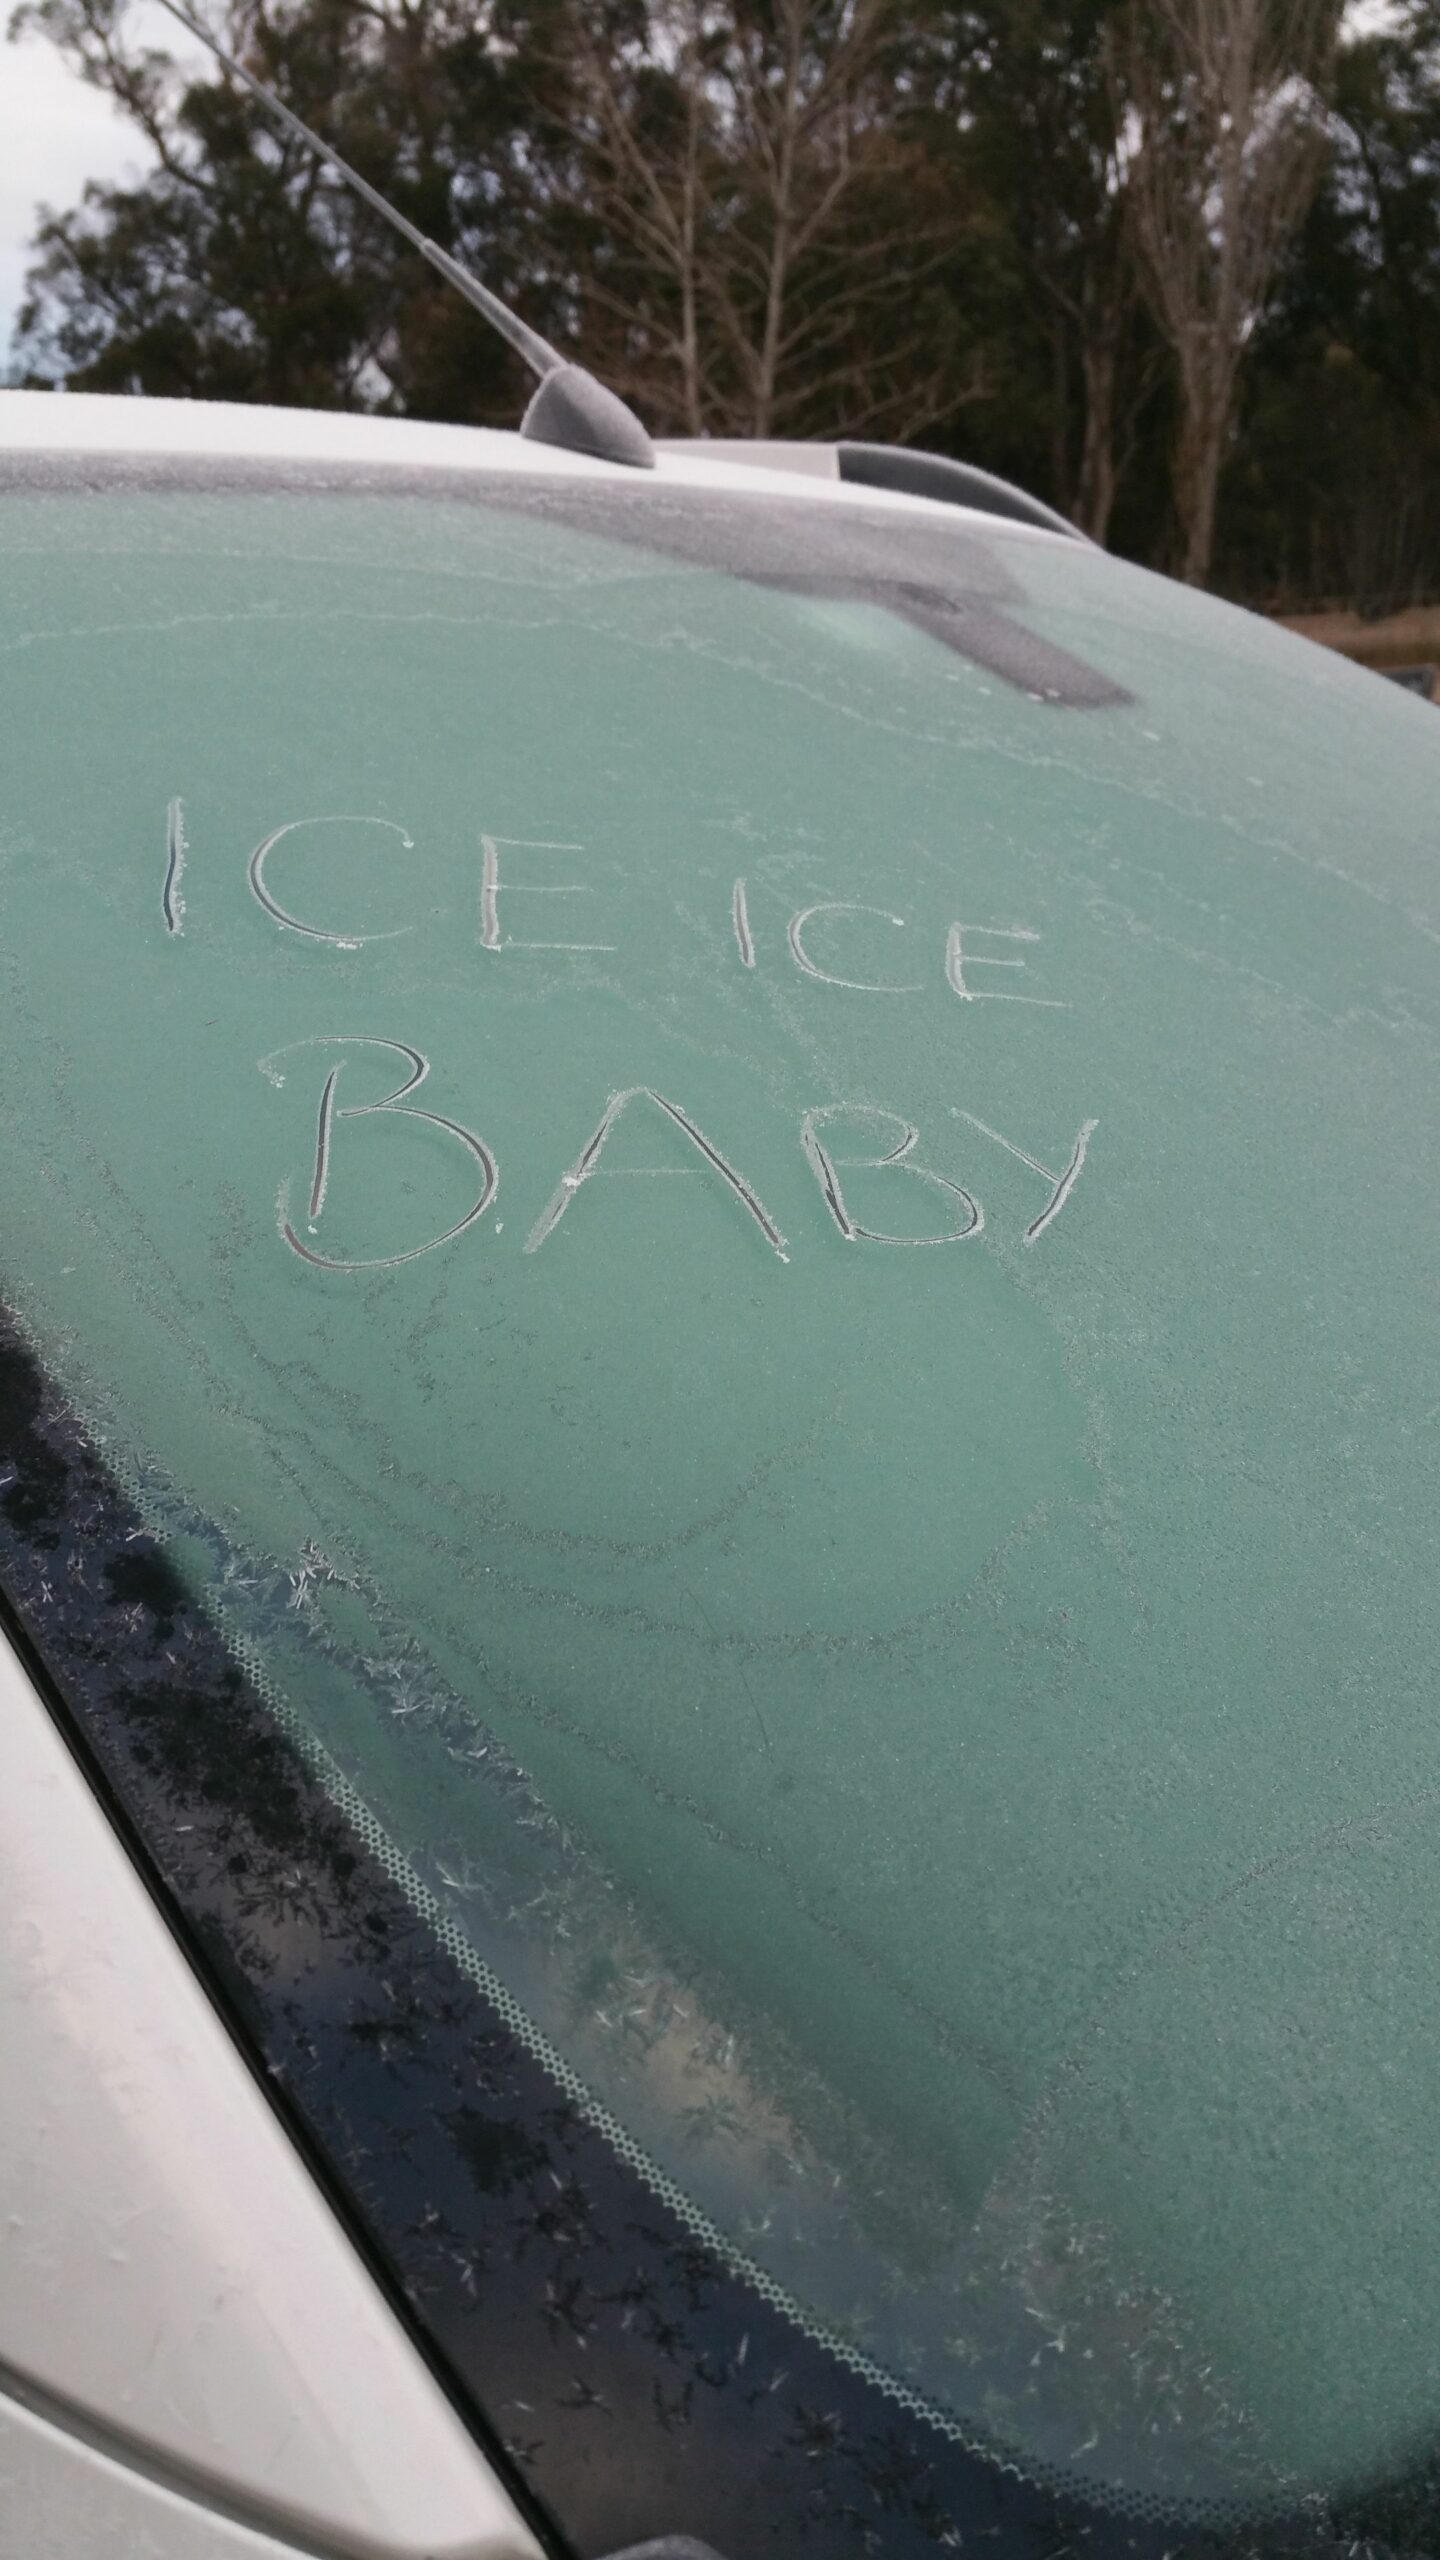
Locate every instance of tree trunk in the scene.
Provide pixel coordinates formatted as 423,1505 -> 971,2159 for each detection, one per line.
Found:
678,97 -> 702,434
1173,374 -> 1227,585
1049,318 -> 1072,515
1113,0 -> 1339,589
753,7 -> 802,437
1075,331 -> 1118,544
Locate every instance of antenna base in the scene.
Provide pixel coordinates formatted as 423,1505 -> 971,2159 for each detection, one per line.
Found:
521,366 -> 655,471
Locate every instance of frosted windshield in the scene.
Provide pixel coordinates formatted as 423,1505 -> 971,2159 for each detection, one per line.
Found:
3,465 -> 1440,2525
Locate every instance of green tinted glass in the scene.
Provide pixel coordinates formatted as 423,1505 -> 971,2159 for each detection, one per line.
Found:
3,468 -> 1439,2519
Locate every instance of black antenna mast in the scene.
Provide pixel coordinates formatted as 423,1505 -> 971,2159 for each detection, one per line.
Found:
150,0 -> 655,469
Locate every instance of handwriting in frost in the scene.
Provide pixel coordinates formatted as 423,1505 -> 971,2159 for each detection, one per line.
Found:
162,797 -> 187,937
260,1047 -> 1095,1270
525,1088 -> 789,1260
731,878 -> 756,971
787,905 -> 920,994
248,816 -> 416,950
180,808 -> 1069,1007
739,881 -> 1065,1003
259,1036 -> 497,1271
479,836 -> 615,952
184,804 -> 1093,1265
944,921 -> 1065,1006
952,1108 -> 1099,1245
801,1108 -> 982,1244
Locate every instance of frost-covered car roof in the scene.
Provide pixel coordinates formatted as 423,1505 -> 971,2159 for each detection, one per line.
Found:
0,385 -> 1069,520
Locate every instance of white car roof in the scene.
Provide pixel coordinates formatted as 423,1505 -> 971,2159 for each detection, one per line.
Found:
0,386 -> 1067,542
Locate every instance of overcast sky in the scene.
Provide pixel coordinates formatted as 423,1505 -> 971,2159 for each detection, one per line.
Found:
1,12 -> 196,371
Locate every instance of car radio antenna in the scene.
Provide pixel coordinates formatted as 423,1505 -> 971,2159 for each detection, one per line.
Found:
149,0 -> 655,469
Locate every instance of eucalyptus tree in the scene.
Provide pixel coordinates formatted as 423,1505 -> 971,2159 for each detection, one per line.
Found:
1112,0 -> 1341,583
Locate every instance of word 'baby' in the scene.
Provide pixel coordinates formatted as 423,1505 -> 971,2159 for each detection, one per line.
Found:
260,1041 -> 1097,1275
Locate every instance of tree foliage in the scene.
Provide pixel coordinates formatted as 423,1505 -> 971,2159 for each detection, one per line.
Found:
9,0 -> 1440,606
